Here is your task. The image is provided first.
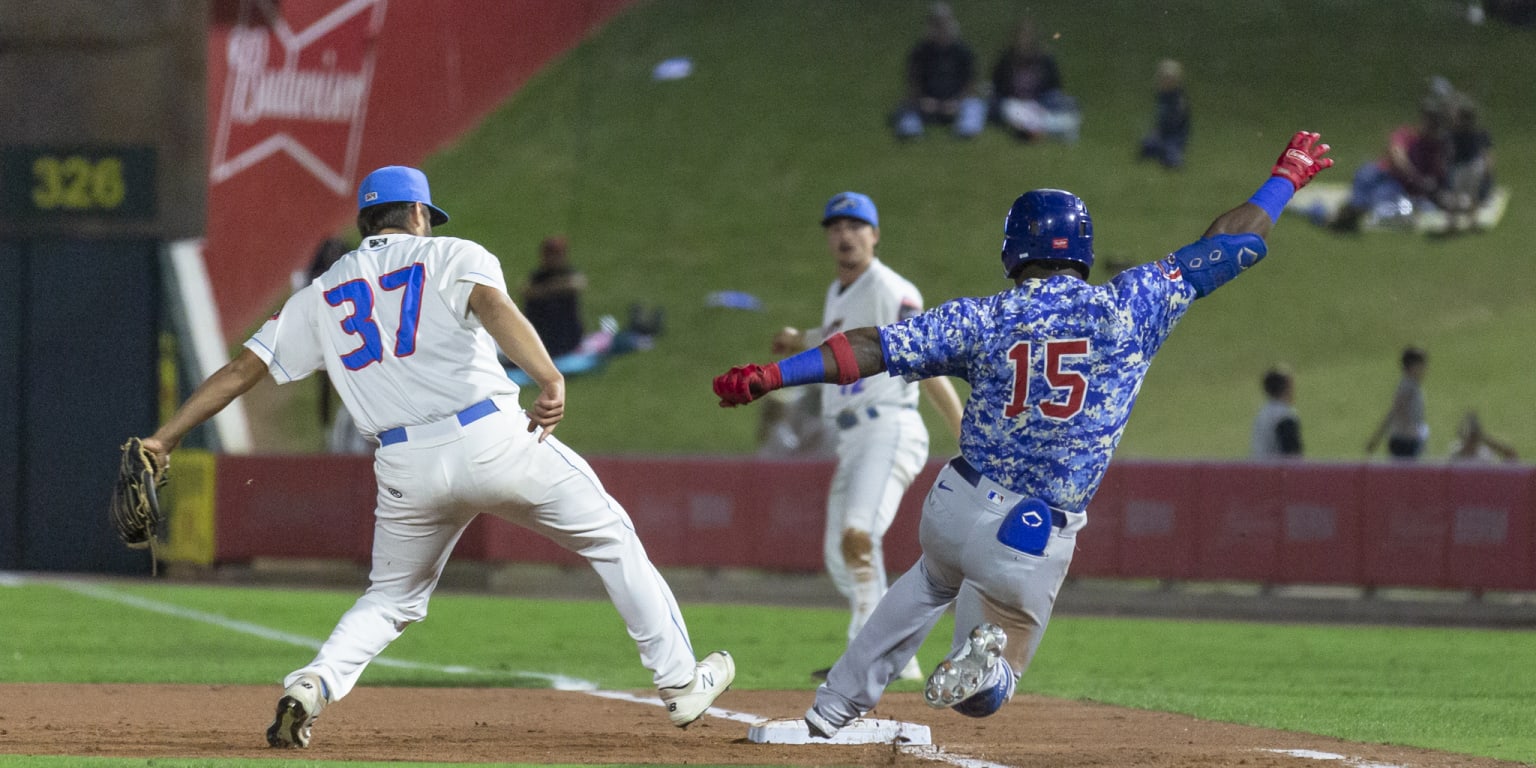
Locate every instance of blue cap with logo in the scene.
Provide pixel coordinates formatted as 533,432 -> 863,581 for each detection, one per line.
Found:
357,166 -> 449,226
821,191 -> 878,228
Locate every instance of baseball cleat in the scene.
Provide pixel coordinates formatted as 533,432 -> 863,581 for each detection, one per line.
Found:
660,650 -> 735,727
924,623 -> 1007,709
809,666 -> 831,681
897,656 -> 925,681
266,673 -> 327,748
803,705 -> 841,739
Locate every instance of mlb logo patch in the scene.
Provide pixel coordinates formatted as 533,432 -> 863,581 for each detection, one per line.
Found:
364,191 -> 379,202
1051,237 -> 1068,249
987,490 -> 1005,503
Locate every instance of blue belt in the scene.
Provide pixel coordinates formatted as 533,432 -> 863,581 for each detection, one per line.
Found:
377,399 -> 500,447
948,456 -> 1068,529
834,403 -> 916,430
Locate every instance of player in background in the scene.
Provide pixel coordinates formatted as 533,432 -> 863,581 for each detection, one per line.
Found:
769,191 -> 963,682
714,132 -> 1332,736
138,166 -> 733,747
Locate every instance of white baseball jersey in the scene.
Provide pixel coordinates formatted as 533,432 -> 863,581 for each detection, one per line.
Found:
818,258 -> 923,418
246,233 -> 519,436
246,230 -> 703,706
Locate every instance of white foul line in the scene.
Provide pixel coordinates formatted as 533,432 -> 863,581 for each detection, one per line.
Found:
26,576 -> 1015,768
47,578 -> 595,690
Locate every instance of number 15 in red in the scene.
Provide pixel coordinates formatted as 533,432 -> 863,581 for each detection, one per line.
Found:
1004,338 -> 1090,420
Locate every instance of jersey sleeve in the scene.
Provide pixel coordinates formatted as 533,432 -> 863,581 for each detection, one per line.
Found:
244,286 -> 325,384
437,239 -> 509,329
1107,258 -> 1199,357
878,296 -> 980,381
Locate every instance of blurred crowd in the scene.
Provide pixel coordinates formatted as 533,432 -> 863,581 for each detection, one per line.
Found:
1327,77 -> 1497,235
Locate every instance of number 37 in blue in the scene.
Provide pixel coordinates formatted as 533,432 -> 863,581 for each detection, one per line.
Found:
323,263 -> 426,370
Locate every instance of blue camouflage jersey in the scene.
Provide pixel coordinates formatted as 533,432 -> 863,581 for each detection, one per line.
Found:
880,253 -> 1209,514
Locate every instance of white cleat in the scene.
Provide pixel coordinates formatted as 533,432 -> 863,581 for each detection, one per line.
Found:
660,650 -> 735,727
924,623 -> 1007,709
897,655 -> 925,681
266,673 -> 327,748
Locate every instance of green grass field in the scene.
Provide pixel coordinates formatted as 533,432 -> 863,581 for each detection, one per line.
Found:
247,0 -> 1536,464
3,579 -> 1535,766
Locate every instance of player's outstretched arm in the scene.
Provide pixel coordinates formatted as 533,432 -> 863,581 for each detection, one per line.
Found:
143,348 -> 268,469
1168,131 -> 1333,299
1204,130 -> 1333,240
714,328 -> 885,407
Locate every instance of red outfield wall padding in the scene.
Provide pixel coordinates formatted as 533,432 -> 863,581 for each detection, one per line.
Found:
214,455 -> 376,562
210,455 -> 1536,591
1276,464 -> 1366,585
1443,465 -> 1535,591
1194,462 -> 1284,581
1093,462 -> 1203,580
1359,464 -> 1452,588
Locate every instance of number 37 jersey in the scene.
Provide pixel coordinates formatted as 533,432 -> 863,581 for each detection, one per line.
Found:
245,233 -> 519,436
879,259 -> 1198,513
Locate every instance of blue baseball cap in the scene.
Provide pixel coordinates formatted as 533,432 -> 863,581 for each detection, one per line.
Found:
821,191 -> 878,228
357,166 -> 449,226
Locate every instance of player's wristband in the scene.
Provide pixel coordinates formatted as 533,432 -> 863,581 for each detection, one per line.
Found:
774,347 -> 826,387
824,332 -> 862,385
1247,176 -> 1294,223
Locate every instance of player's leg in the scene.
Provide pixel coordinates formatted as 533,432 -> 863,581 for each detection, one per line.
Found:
833,414 -> 927,644
807,470 -> 971,736
934,507 -> 1082,718
478,431 -> 699,690
821,456 -> 855,608
501,436 -> 732,726
271,443 -> 467,747
809,554 -> 958,735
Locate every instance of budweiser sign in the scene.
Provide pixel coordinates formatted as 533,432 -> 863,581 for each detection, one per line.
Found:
210,0 -> 387,194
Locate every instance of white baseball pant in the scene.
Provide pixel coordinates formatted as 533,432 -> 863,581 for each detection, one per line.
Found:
823,405 -> 927,643
813,457 -> 1084,723
283,395 -> 697,700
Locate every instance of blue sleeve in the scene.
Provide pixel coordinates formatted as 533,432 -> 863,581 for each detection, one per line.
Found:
879,297 -> 981,381
1108,259 -> 1198,358
1166,232 -> 1269,298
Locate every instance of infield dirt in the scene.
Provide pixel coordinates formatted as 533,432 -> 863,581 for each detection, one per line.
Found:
0,683 -> 1524,767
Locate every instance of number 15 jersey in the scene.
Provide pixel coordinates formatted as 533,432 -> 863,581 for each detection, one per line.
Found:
245,233 -> 520,436
878,258 -> 1199,514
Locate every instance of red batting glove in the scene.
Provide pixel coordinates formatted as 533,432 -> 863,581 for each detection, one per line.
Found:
712,364 -> 783,407
1270,131 -> 1334,191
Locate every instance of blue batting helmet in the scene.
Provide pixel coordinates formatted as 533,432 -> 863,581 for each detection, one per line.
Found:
1000,189 -> 1093,278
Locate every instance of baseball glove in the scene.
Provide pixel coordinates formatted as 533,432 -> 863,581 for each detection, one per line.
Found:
111,437 -> 166,551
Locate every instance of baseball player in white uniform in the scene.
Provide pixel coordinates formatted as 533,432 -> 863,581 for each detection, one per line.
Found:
773,192 -> 962,680
139,166 -> 733,747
